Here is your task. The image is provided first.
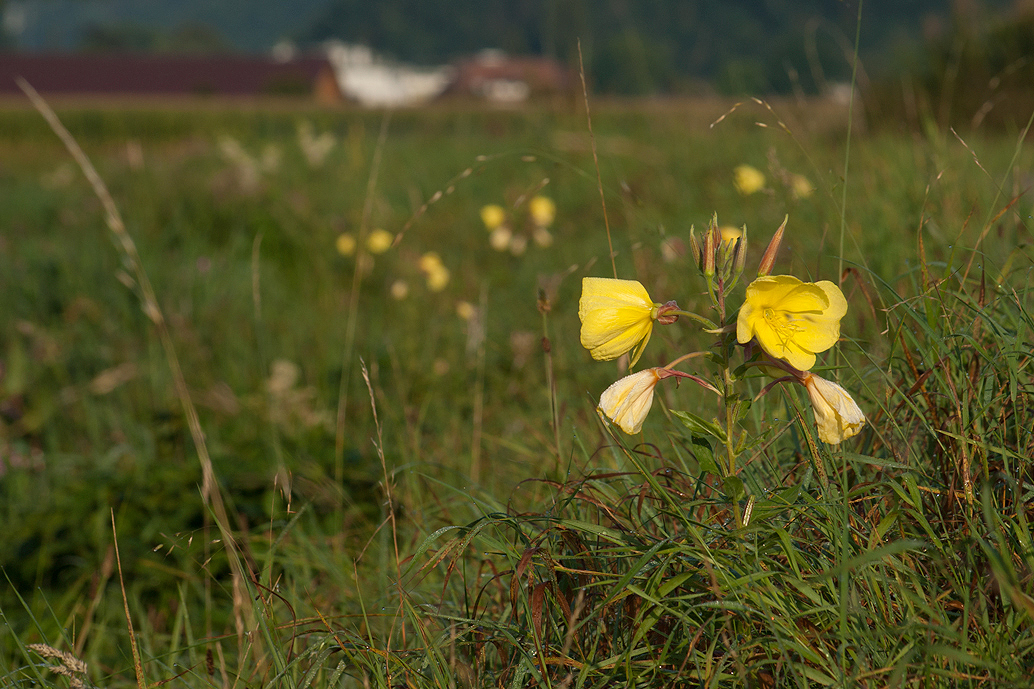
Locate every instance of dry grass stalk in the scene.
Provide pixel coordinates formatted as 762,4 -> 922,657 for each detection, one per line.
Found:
16,78 -> 256,655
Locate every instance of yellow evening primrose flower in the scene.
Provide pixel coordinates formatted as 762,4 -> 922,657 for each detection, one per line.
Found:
455,300 -> 476,320
335,232 -> 357,257
737,275 -> 847,372
418,251 -> 443,273
579,277 -> 657,367
719,225 -> 742,245
529,195 -> 556,227
734,164 -> 765,195
426,264 -> 450,292
480,204 -> 506,231
598,368 -> 663,434
366,228 -> 394,254
802,372 -> 866,444
791,174 -> 815,199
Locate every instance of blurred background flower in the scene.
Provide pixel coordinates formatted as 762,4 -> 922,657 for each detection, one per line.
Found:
390,279 -> 409,300
529,195 -> 556,227
480,204 -> 506,230
335,232 -> 357,256
489,225 -> 512,251
734,164 -> 765,195
719,225 -> 743,245
791,174 -> 815,199
366,228 -> 394,254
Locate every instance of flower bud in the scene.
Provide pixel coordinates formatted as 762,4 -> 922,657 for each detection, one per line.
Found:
688,226 -> 703,272
732,225 -> 748,280
653,300 -> 680,325
757,215 -> 787,277
703,219 -> 717,277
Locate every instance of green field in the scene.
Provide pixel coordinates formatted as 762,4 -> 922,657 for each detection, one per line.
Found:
1,96 -> 1032,687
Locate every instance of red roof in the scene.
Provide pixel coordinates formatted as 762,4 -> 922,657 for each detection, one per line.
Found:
0,52 -> 341,99
449,54 -> 573,95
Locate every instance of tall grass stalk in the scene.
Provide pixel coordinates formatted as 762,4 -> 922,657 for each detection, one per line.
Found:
16,78 -> 257,652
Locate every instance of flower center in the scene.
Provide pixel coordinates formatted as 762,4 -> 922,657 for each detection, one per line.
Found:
763,307 -> 803,345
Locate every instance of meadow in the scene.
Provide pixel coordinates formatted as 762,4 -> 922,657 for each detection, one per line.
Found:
1,94 -> 1032,687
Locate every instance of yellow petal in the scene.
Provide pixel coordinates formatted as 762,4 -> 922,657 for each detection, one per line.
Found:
579,277 -> 655,364
598,368 -> 662,434
804,373 -> 866,444
737,275 -> 848,371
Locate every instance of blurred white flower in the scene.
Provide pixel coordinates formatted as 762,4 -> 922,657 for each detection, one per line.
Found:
489,226 -> 512,251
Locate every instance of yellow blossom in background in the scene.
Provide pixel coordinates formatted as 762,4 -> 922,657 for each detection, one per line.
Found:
480,204 -> 506,230
366,228 -> 394,254
598,368 -> 663,434
390,279 -> 409,300
734,164 -> 765,195
736,275 -> 847,371
426,265 -> 450,292
455,301 -> 476,320
489,226 -> 512,251
419,251 -> 443,273
335,232 -> 357,256
579,277 -> 657,367
719,225 -> 742,245
802,372 -> 866,443
529,195 -> 556,227
791,174 -> 815,199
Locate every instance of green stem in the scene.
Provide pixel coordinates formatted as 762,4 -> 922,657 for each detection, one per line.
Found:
667,309 -> 719,330
724,360 -> 743,530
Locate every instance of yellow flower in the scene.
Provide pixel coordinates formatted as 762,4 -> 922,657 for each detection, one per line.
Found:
480,204 -> 506,230
736,275 -> 847,371
426,265 -> 450,292
579,277 -> 657,367
455,300 -> 476,320
802,372 -> 866,444
791,174 -> 814,199
598,368 -> 662,434
366,228 -> 394,254
335,232 -> 357,256
418,251 -> 443,273
734,164 -> 765,195
719,225 -> 742,245
529,195 -> 556,227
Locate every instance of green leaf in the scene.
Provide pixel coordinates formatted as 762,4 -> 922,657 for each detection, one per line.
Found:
687,435 -> 720,475
733,398 -> 752,423
724,475 -> 745,501
672,410 -> 728,444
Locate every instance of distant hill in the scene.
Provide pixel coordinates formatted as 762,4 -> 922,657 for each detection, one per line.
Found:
1,0 -> 1020,95
2,0 -> 330,54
